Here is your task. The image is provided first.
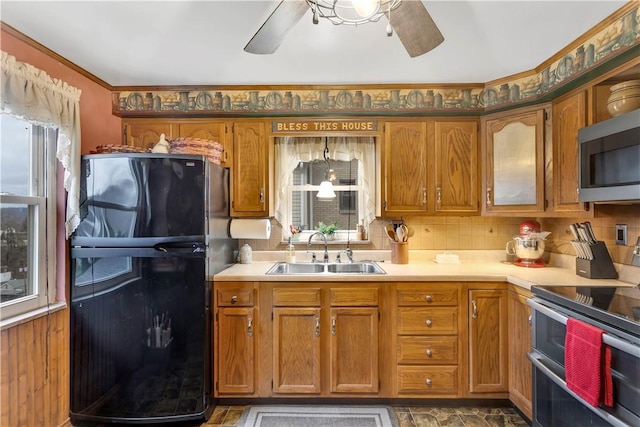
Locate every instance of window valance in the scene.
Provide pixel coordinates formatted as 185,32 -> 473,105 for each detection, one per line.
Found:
1,51 -> 82,238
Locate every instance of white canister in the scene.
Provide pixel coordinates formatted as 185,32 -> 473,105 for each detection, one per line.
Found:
239,244 -> 253,264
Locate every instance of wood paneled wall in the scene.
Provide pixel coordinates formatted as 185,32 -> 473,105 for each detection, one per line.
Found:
1,308 -> 70,427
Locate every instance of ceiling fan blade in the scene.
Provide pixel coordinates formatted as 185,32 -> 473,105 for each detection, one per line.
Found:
391,1 -> 444,58
244,0 -> 310,54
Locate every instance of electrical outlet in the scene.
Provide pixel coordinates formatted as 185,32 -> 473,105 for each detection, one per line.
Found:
615,224 -> 627,245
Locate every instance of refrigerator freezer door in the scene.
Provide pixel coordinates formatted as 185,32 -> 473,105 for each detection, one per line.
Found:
74,154 -> 208,243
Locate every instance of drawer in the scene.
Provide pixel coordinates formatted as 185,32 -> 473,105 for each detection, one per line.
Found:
330,288 -> 378,306
273,288 -> 321,306
397,336 -> 458,364
397,366 -> 458,394
397,308 -> 458,335
217,286 -> 254,306
397,286 -> 459,306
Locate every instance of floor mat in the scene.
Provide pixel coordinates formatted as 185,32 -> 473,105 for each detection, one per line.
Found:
237,405 -> 399,427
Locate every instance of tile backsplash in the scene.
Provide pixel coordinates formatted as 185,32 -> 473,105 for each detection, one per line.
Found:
238,204 -> 640,266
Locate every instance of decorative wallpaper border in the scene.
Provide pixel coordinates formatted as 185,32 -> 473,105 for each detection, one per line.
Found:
113,5 -> 639,117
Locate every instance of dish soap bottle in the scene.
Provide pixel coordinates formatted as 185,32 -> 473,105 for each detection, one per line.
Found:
285,238 -> 296,263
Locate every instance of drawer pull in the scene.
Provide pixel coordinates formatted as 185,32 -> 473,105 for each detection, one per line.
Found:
247,317 -> 253,337
425,378 -> 432,386
425,349 -> 433,357
425,295 -> 433,302
231,295 -> 238,304
471,300 -> 478,319
315,317 -> 320,337
425,319 -> 433,327
331,317 -> 337,336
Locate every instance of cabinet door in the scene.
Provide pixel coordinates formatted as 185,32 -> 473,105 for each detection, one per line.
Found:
232,121 -> 268,216
178,121 -> 232,167
553,91 -> 589,212
508,289 -> 533,419
433,120 -> 479,213
330,307 -> 379,393
273,307 -> 321,394
384,122 -> 428,214
122,119 -> 173,150
217,307 -> 255,394
483,109 -> 545,213
468,289 -> 508,393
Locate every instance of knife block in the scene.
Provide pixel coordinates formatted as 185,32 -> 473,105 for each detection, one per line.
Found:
575,241 -> 618,279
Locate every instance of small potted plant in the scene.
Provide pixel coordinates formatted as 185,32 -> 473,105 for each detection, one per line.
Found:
316,221 -> 339,240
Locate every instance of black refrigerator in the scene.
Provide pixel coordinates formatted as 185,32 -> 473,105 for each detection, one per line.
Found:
70,153 -> 236,425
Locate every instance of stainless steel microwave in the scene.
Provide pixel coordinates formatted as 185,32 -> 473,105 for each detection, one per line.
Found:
578,108 -> 640,203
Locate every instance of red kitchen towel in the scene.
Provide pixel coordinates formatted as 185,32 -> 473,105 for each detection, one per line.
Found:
565,318 -> 609,407
602,345 -> 613,407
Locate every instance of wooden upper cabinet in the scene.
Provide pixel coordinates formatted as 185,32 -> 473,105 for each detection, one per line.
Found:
432,120 -> 479,213
552,91 -> 590,213
483,108 -> 546,214
177,121 -> 232,167
231,121 -> 269,217
122,119 -> 173,150
384,121 -> 428,214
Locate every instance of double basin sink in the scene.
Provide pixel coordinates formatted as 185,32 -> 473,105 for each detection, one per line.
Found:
266,261 -> 386,275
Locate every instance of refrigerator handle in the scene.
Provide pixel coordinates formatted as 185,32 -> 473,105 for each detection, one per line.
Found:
154,242 -> 206,254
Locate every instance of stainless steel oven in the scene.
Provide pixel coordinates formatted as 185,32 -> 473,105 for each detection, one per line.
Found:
528,286 -> 640,427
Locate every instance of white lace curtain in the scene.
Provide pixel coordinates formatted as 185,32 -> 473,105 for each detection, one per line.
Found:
1,51 -> 82,238
274,136 -> 376,237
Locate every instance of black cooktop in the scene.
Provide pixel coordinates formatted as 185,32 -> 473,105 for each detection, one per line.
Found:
532,285 -> 640,337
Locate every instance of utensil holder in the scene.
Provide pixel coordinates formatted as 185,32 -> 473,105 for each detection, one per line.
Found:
575,241 -> 618,279
391,241 -> 408,264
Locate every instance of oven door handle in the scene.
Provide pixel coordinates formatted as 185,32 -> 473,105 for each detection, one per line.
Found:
528,299 -> 640,357
528,351 -> 633,427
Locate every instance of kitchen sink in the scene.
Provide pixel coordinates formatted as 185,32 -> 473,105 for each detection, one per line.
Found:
266,261 -> 385,275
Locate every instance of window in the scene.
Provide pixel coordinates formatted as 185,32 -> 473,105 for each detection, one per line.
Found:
274,136 -> 377,242
0,114 -> 57,320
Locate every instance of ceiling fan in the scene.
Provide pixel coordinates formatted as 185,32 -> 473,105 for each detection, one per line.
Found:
244,0 -> 444,58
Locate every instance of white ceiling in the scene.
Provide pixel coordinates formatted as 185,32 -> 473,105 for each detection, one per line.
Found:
0,1 -> 627,87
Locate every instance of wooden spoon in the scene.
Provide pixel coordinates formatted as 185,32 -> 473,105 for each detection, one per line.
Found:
385,224 -> 398,242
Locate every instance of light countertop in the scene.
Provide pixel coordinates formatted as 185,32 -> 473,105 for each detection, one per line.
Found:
213,250 -> 638,290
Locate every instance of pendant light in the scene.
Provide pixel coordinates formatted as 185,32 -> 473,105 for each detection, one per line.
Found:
317,138 -> 336,199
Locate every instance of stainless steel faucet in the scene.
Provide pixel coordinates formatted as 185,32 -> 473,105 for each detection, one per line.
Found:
308,232 -> 329,263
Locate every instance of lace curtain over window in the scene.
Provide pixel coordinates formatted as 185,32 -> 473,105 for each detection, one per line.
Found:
274,136 -> 376,237
1,51 -> 82,238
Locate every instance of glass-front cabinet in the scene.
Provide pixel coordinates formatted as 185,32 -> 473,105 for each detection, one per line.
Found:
482,107 -> 546,214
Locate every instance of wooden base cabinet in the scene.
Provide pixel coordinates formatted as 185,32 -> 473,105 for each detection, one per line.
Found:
271,284 -> 380,397
214,283 -> 258,396
272,287 -> 322,394
394,283 -> 461,397
508,287 -> 533,420
467,286 -> 508,395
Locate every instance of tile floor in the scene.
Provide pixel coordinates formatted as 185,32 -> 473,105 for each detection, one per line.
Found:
204,405 -> 531,427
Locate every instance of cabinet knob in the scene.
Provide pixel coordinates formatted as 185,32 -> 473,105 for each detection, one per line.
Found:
425,319 -> 432,327
425,349 -> 433,357
425,295 -> 433,302
425,378 -> 432,386
231,295 -> 238,304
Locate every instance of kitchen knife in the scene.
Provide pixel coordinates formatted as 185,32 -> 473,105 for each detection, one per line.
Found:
576,224 -> 590,242
569,223 -> 580,241
582,221 -> 597,243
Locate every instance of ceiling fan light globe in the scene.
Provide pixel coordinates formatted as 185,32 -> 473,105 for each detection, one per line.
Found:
352,0 -> 379,19
317,181 -> 337,199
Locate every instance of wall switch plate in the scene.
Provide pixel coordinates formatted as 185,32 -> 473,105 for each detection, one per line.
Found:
615,224 -> 627,245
